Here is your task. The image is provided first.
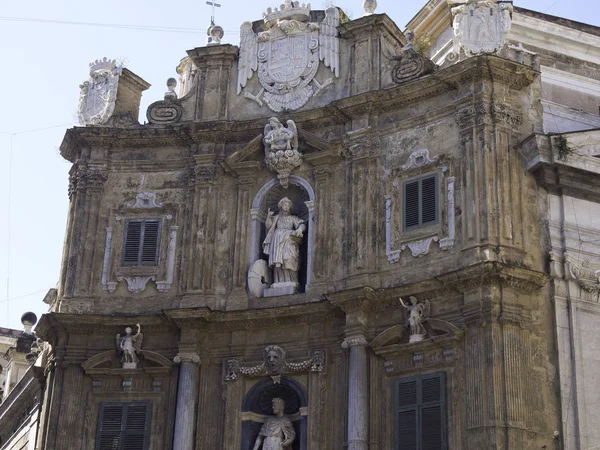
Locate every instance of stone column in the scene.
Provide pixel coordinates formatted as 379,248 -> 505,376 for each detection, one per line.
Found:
342,335 -> 369,450
172,354 -> 201,450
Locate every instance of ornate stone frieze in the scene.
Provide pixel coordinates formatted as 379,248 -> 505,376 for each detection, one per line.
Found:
128,192 -> 163,208
391,31 -> 435,84
263,118 -> 302,188
401,148 -> 439,171
187,163 -> 221,186
78,57 -> 122,126
237,3 -> 340,112
567,261 -> 600,301
452,0 -> 513,57
457,103 -> 523,131
68,164 -> 108,198
223,345 -> 325,383
117,276 -> 156,293
401,236 -> 439,257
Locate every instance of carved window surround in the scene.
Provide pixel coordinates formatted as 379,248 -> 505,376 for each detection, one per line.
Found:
101,192 -> 178,294
385,150 -> 455,263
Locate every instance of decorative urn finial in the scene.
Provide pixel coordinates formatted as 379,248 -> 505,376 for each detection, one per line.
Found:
363,0 -> 377,15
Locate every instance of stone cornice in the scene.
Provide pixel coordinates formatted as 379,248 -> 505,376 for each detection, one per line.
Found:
520,131 -> 600,201
339,13 -> 406,46
60,56 -> 536,162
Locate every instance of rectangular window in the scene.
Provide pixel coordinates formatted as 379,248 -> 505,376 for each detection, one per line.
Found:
403,174 -> 438,230
395,372 -> 446,450
96,402 -> 151,450
122,219 -> 161,266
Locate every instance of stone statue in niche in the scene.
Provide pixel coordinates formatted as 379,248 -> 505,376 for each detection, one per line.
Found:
116,324 -> 143,368
399,297 -> 430,343
263,197 -> 306,296
252,397 -> 296,450
264,118 -> 302,188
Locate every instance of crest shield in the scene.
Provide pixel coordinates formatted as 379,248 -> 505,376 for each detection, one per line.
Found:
78,58 -> 121,126
267,35 -> 310,85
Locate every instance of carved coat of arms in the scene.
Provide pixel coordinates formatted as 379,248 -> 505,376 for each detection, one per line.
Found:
452,0 -> 513,56
78,57 -> 121,125
237,1 -> 340,112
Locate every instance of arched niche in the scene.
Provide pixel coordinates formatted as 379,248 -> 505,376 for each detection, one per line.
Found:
241,377 -> 308,450
249,176 -> 315,294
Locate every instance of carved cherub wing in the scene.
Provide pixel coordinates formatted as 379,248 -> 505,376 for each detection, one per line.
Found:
237,21 -> 258,94
134,332 -> 143,353
424,300 -> 431,320
115,334 -> 122,357
286,120 -> 298,150
319,7 -> 340,77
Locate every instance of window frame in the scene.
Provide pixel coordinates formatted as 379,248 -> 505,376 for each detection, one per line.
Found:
402,173 -> 439,232
95,401 -> 152,450
394,371 -> 447,450
121,218 -> 162,267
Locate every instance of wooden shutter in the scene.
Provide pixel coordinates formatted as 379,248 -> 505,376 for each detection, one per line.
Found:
123,219 -> 160,266
420,374 -> 444,450
403,175 -> 438,230
395,373 -> 446,450
140,220 -> 160,266
123,221 -> 143,265
96,403 -> 151,450
420,176 -> 437,225
404,181 -> 420,228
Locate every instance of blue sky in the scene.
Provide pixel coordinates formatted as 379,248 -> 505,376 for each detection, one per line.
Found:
0,0 -> 598,330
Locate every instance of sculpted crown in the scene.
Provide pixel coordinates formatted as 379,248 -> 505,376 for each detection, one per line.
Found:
89,57 -> 117,75
263,1 -> 311,26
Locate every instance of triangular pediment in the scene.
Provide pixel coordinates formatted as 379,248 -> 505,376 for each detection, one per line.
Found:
221,129 -> 342,176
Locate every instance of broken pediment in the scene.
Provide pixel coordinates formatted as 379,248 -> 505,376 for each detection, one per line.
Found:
221,126 -> 342,178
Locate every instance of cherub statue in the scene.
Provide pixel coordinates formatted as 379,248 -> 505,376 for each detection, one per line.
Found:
399,296 -> 430,342
263,118 -> 302,188
116,324 -> 143,368
264,117 -> 298,152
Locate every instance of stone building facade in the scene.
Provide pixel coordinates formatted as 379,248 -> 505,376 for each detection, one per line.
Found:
3,1 -> 600,449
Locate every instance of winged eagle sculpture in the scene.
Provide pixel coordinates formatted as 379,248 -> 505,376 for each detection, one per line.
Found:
237,2 -> 340,112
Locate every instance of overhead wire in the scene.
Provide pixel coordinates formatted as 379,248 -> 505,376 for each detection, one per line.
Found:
0,16 -> 238,35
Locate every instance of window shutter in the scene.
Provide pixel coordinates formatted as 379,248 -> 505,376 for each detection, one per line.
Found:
404,181 -> 420,228
123,221 -> 142,265
420,176 -> 437,225
395,373 -> 446,450
96,403 -> 151,450
122,219 -> 160,266
122,404 -> 150,450
140,220 -> 160,266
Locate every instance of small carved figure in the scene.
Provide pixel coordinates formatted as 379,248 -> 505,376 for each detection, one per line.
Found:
224,359 -> 240,381
310,350 -> 325,372
263,197 -> 306,287
252,398 -> 296,450
263,118 -> 302,188
116,324 -> 143,368
264,345 -> 286,376
399,296 -> 430,343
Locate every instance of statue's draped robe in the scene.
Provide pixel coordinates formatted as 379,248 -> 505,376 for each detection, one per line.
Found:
257,416 -> 296,450
263,214 -> 304,282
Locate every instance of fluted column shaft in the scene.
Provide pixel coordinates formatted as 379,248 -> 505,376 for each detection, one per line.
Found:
173,355 -> 200,450
343,336 -> 369,450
